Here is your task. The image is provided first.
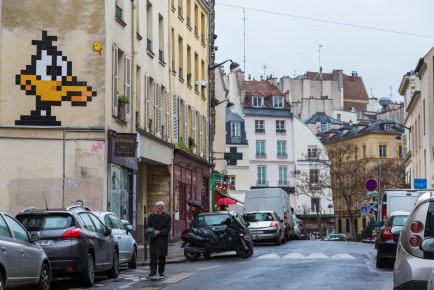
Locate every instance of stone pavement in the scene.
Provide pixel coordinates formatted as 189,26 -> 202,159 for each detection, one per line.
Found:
137,240 -> 186,266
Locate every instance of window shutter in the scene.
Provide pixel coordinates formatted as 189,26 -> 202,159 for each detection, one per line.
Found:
154,84 -> 161,136
145,76 -> 150,132
172,94 -> 179,143
125,55 -> 132,122
113,44 -> 119,116
184,103 -> 189,146
192,109 -> 196,154
206,117 -> 209,161
199,113 -> 203,157
166,89 -> 171,142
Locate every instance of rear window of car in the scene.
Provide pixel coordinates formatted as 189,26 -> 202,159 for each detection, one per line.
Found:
17,213 -> 74,231
194,214 -> 229,227
392,215 -> 409,226
244,213 -> 274,222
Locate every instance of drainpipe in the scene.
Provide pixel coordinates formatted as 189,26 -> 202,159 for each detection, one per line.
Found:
131,0 -> 138,232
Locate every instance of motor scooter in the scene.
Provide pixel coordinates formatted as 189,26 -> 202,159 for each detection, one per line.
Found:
180,214 -> 253,261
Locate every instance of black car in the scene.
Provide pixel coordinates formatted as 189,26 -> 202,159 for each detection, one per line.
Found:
375,210 -> 409,268
16,205 -> 119,287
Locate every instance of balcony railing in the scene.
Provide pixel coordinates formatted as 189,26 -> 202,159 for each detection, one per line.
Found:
276,129 -> 286,133
255,128 -> 265,133
256,180 -> 269,187
256,153 -> 266,158
277,153 -> 287,158
278,180 -> 288,186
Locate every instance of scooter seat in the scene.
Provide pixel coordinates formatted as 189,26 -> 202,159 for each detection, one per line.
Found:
194,227 -> 220,244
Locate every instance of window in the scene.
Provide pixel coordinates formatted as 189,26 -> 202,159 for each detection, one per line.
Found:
255,120 -> 265,133
88,213 -> 106,234
362,145 -> 366,158
273,96 -> 284,108
0,215 -> 11,238
308,146 -> 318,158
277,141 -> 287,157
379,144 -> 387,158
146,1 -> 153,53
4,215 -> 29,242
276,120 -> 285,133
231,122 -> 241,137
399,145 -> 403,158
311,197 -> 320,213
354,146 -> 358,160
227,175 -> 236,190
158,14 -> 164,63
257,166 -> 266,185
310,169 -> 319,184
79,213 -> 96,232
256,141 -> 266,157
279,166 -> 288,185
337,114 -> 341,121
252,97 -> 263,107
346,218 -> 350,233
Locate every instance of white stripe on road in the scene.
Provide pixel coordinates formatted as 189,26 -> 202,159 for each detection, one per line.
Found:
331,253 -> 356,259
164,272 -> 194,284
196,265 -> 222,271
306,252 -> 329,259
257,253 -> 280,259
283,253 -> 306,259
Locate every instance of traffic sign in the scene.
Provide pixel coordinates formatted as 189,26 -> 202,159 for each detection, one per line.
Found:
369,202 -> 378,212
360,206 -> 369,216
365,178 -> 378,192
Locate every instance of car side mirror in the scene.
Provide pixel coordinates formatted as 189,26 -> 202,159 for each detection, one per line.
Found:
30,233 -> 40,242
421,238 -> 434,253
280,219 -> 284,223
106,228 -> 112,235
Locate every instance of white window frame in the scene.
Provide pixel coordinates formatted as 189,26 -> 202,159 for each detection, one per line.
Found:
257,166 -> 266,185
277,141 -> 287,157
256,140 -> 266,157
255,120 -> 265,133
279,166 -> 288,185
231,122 -> 241,137
273,96 -> 284,108
252,97 -> 263,107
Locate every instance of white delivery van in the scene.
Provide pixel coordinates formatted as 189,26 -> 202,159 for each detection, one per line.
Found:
243,188 -> 295,241
379,189 -> 434,223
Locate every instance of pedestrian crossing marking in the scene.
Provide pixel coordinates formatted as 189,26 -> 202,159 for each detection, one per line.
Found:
306,253 -> 329,259
257,253 -> 280,259
331,253 -> 355,259
283,253 -> 305,259
164,272 -> 194,284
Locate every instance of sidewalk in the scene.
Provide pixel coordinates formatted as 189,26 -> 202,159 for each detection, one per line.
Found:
137,240 -> 186,266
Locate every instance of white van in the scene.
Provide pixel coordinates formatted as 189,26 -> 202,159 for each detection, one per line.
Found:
243,188 -> 295,241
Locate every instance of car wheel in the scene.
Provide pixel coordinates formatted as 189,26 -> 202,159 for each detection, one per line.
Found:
107,250 -> 120,278
80,254 -> 95,287
184,249 -> 201,261
275,233 -> 282,246
376,251 -> 385,268
128,248 -> 137,269
35,262 -> 51,290
0,271 -> 4,290
203,251 -> 211,259
235,240 -> 253,259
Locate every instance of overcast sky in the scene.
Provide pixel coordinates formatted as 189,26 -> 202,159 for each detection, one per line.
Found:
214,0 -> 434,102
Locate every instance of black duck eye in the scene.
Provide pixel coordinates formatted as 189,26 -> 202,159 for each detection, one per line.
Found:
36,51 -> 68,81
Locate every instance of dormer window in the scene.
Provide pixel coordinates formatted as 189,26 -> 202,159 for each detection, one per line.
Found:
273,96 -> 284,108
252,97 -> 263,107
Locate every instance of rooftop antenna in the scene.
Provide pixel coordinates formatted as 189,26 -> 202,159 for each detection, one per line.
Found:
42,190 -> 48,210
262,64 -> 267,80
319,44 -> 323,96
390,85 -> 393,100
243,8 -> 246,73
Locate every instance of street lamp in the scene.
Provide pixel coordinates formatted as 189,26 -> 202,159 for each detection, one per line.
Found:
209,59 -> 240,72
381,122 -> 411,140
211,99 -> 234,109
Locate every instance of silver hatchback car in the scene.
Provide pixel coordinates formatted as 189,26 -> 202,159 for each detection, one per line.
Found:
93,212 -> 137,269
0,211 -> 51,290
394,192 -> 434,289
244,211 -> 286,245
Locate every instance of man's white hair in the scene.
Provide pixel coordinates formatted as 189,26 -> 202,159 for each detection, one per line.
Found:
155,201 -> 165,208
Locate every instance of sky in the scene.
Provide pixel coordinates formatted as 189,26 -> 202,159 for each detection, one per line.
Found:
214,0 -> 434,102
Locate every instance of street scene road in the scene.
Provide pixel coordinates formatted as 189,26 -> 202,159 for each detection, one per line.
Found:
50,240 -> 392,290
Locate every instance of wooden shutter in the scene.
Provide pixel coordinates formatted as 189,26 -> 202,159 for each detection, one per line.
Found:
156,84 -> 162,136
192,109 -> 196,154
206,117 -> 209,161
145,76 -> 150,132
166,89 -> 171,142
184,103 -> 189,146
113,44 -> 119,116
125,55 -> 132,122
199,113 -> 203,157
172,94 -> 179,143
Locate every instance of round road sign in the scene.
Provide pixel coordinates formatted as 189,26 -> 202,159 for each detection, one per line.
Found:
365,178 -> 378,192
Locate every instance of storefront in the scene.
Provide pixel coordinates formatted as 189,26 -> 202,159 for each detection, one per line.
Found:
107,130 -> 138,229
172,148 -> 213,238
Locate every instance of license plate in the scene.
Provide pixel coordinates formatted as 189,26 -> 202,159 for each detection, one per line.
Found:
38,240 -> 52,246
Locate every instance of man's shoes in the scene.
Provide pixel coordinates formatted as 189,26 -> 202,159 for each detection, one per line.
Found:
159,273 -> 165,278
147,272 -> 156,278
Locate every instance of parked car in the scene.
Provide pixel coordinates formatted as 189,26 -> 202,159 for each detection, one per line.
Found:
321,234 -> 348,241
0,211 -> 51,290
394,192 -> 434,289
16,205 -> 119,287
375,210 -> 409,268
294,219 -> 308,240
244,211 -> 285,245
93,212 -> 137,269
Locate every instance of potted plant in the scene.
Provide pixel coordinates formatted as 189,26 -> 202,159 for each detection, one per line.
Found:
188,137 -> 196,152
118,95 -> 129,119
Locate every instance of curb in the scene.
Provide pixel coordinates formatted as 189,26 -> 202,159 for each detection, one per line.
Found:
137,257 -> 186,267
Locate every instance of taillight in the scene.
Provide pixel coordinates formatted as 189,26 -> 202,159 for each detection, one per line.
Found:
181,233 -> 189,238
381,204 -> 387,223
409,235 -> 422,247
284,212 -> 288,224
300,228 -> 305,233
62,228 -> 81,240
270,221 -> 278,227
410,221 -> 423,233
383,226 -> 393,239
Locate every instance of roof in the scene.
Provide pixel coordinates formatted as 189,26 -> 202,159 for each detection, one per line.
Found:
226,109 -> 244,122
306,112 -> 342,125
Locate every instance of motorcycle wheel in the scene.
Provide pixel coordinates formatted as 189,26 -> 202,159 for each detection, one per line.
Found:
203,251 -> 211,259
184,249 -> 201,261
235,241 -> 253,259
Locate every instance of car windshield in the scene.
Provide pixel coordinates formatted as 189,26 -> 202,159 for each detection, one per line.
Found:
244,213 -> 274,222
194,214 -> 229,227
17,213 -> 74,231
392,215 -> 409,226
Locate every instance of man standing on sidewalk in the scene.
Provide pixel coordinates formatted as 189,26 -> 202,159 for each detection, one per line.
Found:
145,201 -> 171,278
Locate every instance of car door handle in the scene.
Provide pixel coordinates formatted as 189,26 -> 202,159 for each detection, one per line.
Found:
20,249 -> 25,255
1,246 -> 6,252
